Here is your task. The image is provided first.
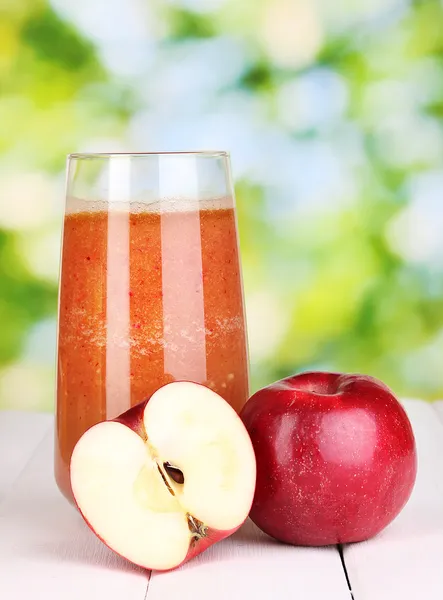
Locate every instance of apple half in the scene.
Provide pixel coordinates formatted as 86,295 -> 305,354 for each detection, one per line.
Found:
70,382 -> 256,571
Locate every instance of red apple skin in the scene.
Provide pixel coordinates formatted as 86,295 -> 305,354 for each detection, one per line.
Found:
179,522 -> 244,570
113,399 -> 148,441
240,372 -> 417,546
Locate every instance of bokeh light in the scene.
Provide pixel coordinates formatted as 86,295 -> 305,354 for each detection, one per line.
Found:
1,0 -> 443,410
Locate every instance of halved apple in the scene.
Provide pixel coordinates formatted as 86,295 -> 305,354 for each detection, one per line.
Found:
70,382 -> 256,571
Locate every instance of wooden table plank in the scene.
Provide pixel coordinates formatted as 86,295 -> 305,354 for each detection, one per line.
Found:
147,518 -> 350,600
0,426 -> 149,600
0,411 -> 52,504
342,400 -> 443,600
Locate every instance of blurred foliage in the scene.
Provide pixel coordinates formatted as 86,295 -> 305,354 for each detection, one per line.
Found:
22,7 -> 99,72
0,230 -> 55,363
166,8 -> 216,39
1,0 -> 443,410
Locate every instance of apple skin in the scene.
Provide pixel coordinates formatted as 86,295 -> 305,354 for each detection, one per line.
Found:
113,399 -> 148,441
180,524 -> 242,569
240,372 -> 417,546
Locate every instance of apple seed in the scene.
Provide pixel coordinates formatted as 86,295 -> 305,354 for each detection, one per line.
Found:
163,462 -> 185,484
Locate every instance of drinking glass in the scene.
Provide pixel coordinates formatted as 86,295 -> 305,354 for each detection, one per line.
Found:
55,152 -> 249,502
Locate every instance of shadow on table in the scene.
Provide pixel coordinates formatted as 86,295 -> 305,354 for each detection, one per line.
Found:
155,518 -> 338,576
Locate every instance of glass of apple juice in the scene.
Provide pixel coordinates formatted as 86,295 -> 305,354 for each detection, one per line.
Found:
55,152 -> 249,502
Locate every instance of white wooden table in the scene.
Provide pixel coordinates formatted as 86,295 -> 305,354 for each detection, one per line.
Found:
0,400 -> 442,599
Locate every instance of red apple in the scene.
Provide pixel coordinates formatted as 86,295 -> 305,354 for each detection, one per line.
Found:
240,372 -> 417,546
70,382 -> 256,571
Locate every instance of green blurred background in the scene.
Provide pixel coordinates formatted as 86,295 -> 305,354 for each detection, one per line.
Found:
1,0 -> 443,411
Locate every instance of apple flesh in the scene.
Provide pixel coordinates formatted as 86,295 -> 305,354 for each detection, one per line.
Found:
70,382 -> 256,571
240,372 -> 417,546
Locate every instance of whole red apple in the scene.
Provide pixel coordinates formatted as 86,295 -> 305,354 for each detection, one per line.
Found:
240,372 -> 417,546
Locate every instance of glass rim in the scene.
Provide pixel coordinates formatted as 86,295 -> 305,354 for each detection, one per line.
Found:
67,150 -> 230,160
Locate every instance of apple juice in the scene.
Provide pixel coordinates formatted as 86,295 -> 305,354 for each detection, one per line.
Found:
55,200 -> 249,501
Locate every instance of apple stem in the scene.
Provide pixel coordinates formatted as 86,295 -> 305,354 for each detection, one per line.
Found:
187,514 -> 208,543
